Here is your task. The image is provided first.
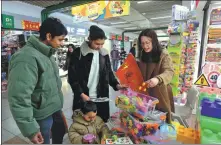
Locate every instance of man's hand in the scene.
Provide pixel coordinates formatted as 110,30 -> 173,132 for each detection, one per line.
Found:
116,84 -> 128,90
81,93 -> 90,101
31,132 -> 44,144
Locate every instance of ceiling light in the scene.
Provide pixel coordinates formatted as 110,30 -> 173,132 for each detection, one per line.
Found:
124,27 -> 138,30
137,1 -> 150,4
150,16 -> 171,20
111,22 -> 127,25
142,13 -> 146,15
214,2 -> 221,4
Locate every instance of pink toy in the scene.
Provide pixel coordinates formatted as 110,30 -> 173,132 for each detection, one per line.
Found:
83,134 -> 96,144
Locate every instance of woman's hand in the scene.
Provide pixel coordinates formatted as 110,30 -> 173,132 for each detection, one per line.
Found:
116,84 -> 128,90
146,78 -> 159,88
81,93 -> 90,101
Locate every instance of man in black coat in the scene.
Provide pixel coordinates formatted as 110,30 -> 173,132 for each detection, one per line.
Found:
68,25 -> 127,122
130,44 -> 136,57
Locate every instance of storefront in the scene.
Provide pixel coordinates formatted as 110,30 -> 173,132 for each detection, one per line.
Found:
56,24 -> 89,77
1,13 -> 41,92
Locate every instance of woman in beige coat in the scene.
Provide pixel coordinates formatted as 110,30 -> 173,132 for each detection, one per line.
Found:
137,29 -> 175,123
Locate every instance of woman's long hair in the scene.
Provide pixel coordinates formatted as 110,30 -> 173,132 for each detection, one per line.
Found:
138,29 -> 162,63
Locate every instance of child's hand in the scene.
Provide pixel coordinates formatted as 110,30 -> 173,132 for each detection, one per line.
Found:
82,139 -> 89,144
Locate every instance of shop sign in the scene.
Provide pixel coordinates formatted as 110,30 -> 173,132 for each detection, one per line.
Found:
21,20 -> 40,31
110,33 -> 129,42
117,35 -> 122,41
65,25 -> 87,36
72,1 -> 130,23
2,14 -> 14,29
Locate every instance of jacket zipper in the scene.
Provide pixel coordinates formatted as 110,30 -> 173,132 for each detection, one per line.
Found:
49,57 -> 62,107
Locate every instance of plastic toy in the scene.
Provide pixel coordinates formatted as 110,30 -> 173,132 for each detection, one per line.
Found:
201,98 -> 221,119
176,125 -> 200,144
200,102 -> 221,144
83,134 -> 96,144
115,89 -> 159,119
138,82 -> 149,92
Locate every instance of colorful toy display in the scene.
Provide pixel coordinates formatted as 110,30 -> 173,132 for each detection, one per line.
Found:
119,112 -> 159,139
115,89 -> 159,119
199,94 -> 221,144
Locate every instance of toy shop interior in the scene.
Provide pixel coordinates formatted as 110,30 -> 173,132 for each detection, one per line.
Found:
1,0 -> 221,144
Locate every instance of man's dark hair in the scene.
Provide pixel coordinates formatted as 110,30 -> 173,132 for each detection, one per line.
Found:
133,44 -> 136,47
88,25 -> 107,40
67,44 -> 76,49
81,101 -> 97,114
39,17 -> 68,40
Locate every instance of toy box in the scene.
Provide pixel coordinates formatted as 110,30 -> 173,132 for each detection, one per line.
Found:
115,89 -> 159,119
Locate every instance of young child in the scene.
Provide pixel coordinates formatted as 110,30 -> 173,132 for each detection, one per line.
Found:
68,101 -> 110,144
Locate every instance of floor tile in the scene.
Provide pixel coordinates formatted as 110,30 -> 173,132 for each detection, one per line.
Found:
63,138 -> 71,144
66,118 -> 73,129
2,98 -> 9,107
2,105 -> 12,121
17,134 -> 32,144
2,129 -> 15,143
3,136 -> 29,144
2,117 -> 21,136
63,108 -> 73,120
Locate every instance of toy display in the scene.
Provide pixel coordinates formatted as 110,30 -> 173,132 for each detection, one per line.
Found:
199,94 -> 221,144
168,8 -> 200,96
115,89 -> 159,119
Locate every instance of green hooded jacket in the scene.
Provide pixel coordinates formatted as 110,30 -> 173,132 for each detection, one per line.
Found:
8,36 -> 64,139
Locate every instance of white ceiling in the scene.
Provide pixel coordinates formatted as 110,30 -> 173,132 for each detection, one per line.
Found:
20,0 -> 182,35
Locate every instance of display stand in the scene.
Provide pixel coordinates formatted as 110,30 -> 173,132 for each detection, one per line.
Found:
168,6 -> 200,96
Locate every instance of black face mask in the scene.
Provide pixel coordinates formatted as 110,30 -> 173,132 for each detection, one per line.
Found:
141,50 -> 160,63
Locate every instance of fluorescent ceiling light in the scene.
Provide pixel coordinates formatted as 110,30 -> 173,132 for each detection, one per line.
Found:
111,22 -> 127,25
150,16 -> 171,20
214,2 -> 221,4
124,27 -> 138,30
137,1 -> 150,4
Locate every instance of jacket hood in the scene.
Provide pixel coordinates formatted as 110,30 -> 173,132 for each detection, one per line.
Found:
73,109 -> 95,126
80,41 -> 109,56
26,35 -> 56,57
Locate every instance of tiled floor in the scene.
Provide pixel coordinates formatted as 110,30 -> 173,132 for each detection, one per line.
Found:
2,77 -> 196,144
1,77 -> 73,144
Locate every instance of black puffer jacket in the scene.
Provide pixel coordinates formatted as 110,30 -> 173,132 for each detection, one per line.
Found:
68,42 -> 119,110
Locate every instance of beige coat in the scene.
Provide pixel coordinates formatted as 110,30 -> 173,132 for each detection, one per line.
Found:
138,49 -> 175,123
68,110 -> 110,144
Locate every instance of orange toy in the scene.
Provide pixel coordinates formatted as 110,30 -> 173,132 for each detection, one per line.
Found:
177,125 -> 200,144
138,82 -> 149,92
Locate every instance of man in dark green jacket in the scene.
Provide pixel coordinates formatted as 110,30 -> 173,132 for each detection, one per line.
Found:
8,17 -> 68,144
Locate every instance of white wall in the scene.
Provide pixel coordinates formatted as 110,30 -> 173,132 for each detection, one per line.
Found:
2,1 -> 43,19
